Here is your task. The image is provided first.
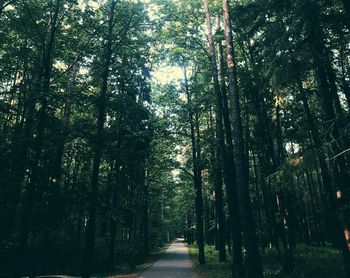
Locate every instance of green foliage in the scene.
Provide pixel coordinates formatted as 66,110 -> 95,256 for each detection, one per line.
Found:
1,0 -> 350,276
188,244 -> 231,278
0,0 -> 177,276
263,245 -> 346,278
189,244 -> 346,278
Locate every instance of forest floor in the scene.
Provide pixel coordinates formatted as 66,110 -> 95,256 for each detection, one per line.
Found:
188,244 -> 346,278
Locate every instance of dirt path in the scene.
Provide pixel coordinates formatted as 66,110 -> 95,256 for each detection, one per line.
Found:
139,239 -> 197,278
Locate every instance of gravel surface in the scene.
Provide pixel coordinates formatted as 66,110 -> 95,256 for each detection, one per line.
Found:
139,239 -> 197,278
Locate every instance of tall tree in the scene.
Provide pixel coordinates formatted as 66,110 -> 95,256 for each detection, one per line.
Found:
222,0 -> 263,277
184,65 -> 206,265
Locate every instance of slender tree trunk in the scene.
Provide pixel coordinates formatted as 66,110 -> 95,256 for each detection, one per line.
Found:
184,66 -> 205,265
222,1 -> 263,277
276,191 -> 295,273
339,45 -> 350,110
205,4 -> 244,270
275,99 -> 296,273
214,125 -> 227,261
252,152 -> 264,248
108,161 -> 119,270
195,109 -> 206,264
204,187 -> 211,244
216,17 -> 244,272
142,166 -> 149,256
275,102 -> 284,164
237,16 -> 283,258
50,63 -> 78,186
299,83 -> 350,275
204,2 -> 229,262
16,2 -> 61,275
81,1 -> 117,277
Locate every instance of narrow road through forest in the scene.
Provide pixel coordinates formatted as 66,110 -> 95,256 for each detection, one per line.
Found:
139,239 -> 197,278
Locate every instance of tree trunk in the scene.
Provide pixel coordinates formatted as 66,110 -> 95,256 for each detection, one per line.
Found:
195,109 -> 206,264
16,1 -> 61,274
184,66 -> 205,265
216,16 -> 245,273
222,1 -> 263,277
339,44 -> 350,110
204,3 -> 229,262
108,161 -> 119,270
50,63 -> 78,186
81,1 -> 117,277
142,166 -> 149,256
299,83 -> 350,275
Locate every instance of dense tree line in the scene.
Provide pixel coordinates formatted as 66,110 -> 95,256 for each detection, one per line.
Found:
1,0 -> 350,277
155,0 -> 350,277
0,1 -> 181,277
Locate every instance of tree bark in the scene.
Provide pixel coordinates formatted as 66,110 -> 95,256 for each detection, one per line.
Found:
222,1 -> 263,277
216,14 -> 245,261
16,1 -> 61,275
142,166 -> 149,256
184,66 -> 206,265
81,1 -> 117,277
299,83 -> 350,275
203,2 -> 228,263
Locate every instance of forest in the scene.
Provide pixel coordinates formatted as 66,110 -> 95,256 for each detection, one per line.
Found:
0,0 -> 349,277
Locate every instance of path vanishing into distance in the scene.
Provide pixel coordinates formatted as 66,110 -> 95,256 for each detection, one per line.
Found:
139,239 -> 197,278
